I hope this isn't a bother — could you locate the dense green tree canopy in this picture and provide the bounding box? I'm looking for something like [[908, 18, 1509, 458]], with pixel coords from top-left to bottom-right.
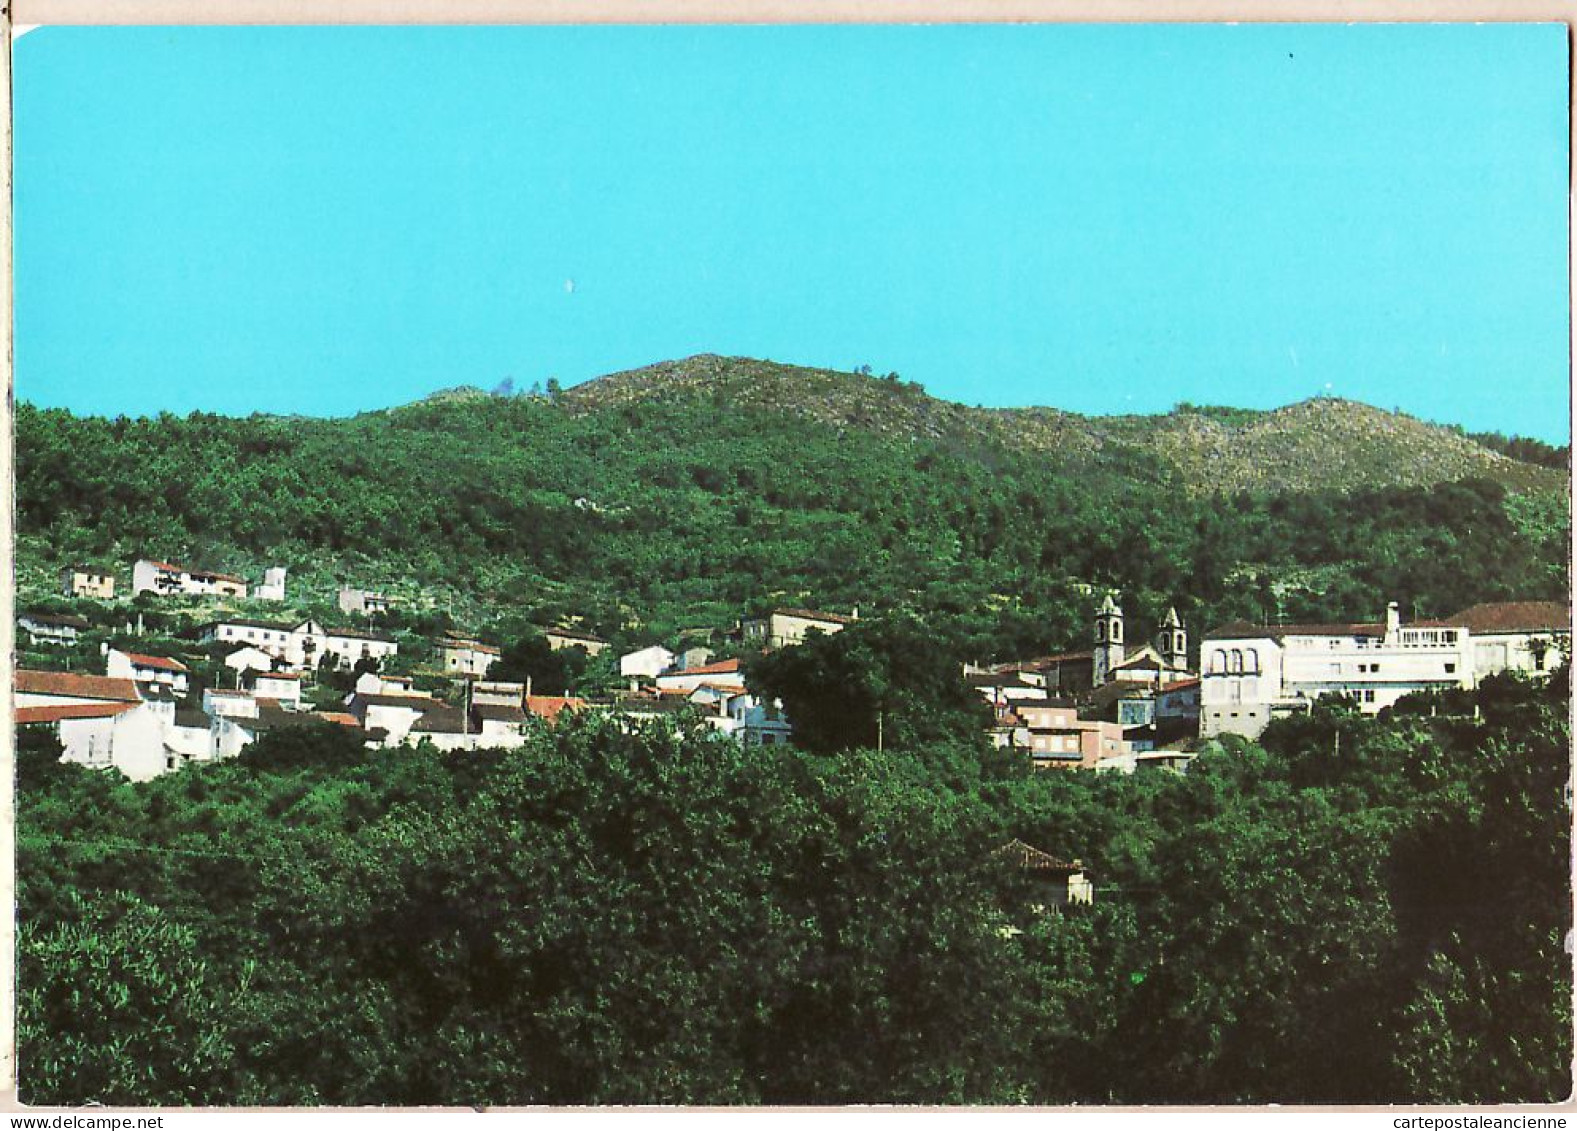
[[17, 673, 1570, 1106]]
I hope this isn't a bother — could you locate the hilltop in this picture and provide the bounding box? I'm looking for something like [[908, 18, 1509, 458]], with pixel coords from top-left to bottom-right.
[[561, 354, 1565, 497], [14, 354, 1570, 653]]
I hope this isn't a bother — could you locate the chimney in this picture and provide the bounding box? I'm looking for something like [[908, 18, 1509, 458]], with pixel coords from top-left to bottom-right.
[[1385, 601, 1401, 639], [851, 606, 859, 620]]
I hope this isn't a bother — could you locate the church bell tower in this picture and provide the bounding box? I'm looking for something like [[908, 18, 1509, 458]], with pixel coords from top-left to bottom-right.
[[1157, 605, 1188, 674], [1093, 592, 1125, 685]]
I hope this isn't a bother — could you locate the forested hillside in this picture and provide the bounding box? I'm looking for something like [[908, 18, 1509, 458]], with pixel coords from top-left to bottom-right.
[[16, 354, 1570, 653]]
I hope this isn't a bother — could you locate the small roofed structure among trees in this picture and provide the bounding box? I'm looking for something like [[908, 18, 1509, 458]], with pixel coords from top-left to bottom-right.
[[996, 839, 1094, 908]]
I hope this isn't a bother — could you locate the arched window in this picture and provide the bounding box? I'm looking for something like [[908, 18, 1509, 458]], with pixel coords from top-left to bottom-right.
[[1211, 649, 1228, 673], [1230, 649, 1244, 674], [1245, 648, 1259, 674]]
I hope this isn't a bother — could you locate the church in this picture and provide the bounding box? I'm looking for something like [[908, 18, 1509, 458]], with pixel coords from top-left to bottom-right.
[[984, 593, 1196, 695], [1092, 593, 1195, 688]]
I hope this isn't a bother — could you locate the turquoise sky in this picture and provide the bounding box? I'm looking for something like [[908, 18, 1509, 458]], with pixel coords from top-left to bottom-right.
[[14, 24, 1571, 440]]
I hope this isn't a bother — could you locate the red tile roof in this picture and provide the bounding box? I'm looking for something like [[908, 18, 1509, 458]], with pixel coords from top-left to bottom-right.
[[1445, 601, 1572, 635], [675, 657, 742, 676], [311, 711, 361, 728], [1160, 677, 1202, 693], [15, 670, 142, 702], [525, 695, 586, 723], [124, 652, 189, 673], [17, 702, 140, 724]]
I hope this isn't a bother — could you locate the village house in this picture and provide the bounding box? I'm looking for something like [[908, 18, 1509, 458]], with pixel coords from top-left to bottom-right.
[[199, 618, 398, 672], [987, 651, 1098, 697], [18, 612, 90, 647], [1157, 676, 1202, 721], [545, 628, 609, 656], [18, 699, 170, 781], [676, 684, 791, 744], [347, 690, 447, 746], [168, 705, 215, 766], [997, 839, 1095, 909], [14, 669, 171, 781], [254, 567, 288, 602], [965, 669, 1052, 706], [243, 669, 304, 708], [620, 644, 676, 686], [105, 649, 191, 695], [675, 645, 714, 671], [133, 558, 249, 599], [16, 669, 143, 711], [1200, 599, 1571, 739], [338, 586, 395, 616], [1447, 601, 1572, 679], [210, 697, 363, 760], [990, 699, 1132, 770], [223, 644, 277, 677], [61, 565, 116, 600], [440, 636, 501, 678], [740, 607, 856, 649], [654, 657, 747, 694], [525, 695, 586, 724], [471, 680, 526, 706], [355, 671, 422, 698], [718, 692, 793, 746]]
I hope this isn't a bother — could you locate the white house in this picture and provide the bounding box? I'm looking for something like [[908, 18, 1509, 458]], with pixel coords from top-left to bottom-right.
[[210, 698, 363, 760], [255, 567, 288, 602], [223, 645, 277, 677], [16, 669, 143, 711], [1446, 601, 1571, 680], [204, 688, 259, 719], [471, 680, 526, 707], [740, 608, 855, 649], [348, 691, 447, 746], [18, 700, 172, 782], [167, 706, 214, 763], [1200, 599, 1570, 739], [245, 670, 304, 707], [440, 636, 500, 678], [199, 618, 398, 672], [620, 645, 676, 684], [722, 692, 793, 746], [675, 646, 714, 671], [134, 559, 249, 599], [106, 649, 191, 694], [353, 671, 421, 698], [654, 657, 746, 694], [339, 586, 394, 616], [18, 612, 90, 646]]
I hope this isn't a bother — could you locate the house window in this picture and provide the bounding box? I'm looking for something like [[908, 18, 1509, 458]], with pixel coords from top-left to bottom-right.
[[1445, 663, 1456, 674], [1363, 690, 1376, 703], [1536, 652, 1548, 671]]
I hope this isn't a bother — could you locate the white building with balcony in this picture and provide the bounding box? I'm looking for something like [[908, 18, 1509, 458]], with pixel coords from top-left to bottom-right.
[[1200, 599, 1569, 739]]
